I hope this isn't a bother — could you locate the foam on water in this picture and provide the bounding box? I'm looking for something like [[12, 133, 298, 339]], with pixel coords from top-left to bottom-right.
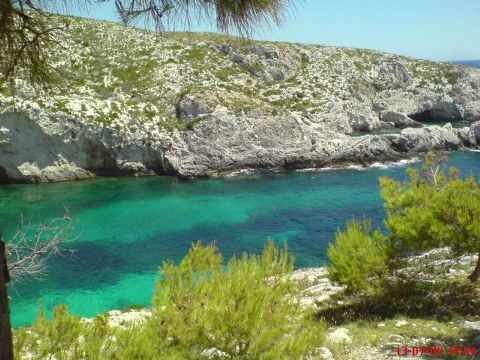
[[297, 157, 421, 173]]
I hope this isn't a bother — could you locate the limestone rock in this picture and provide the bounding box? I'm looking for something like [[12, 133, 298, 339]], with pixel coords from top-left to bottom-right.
[[391, 124, 461, 153], [376, 58, 410, 88], [175, 94, 213, 121], [216, 42, 300, 83], [430, 101, 465, 121], [379, 111, 422, 128], [463, 321, 480, 332], [250, 45, 279, 60], [305, 347, 335, 360], [317, 347, 335, 360], [327, 328, 352, 344], [458, 126, 476, 146], [453, 68, 480, 120], [409, 101, 465, 123], [107, 309, 152, 328], [1, 17, 480, 183], [472, 121, 480, 144], [293, 267, 346, 307], [0, 110, 174, 183]]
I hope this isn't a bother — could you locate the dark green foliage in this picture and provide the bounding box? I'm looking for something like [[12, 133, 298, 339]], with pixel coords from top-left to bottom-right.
[[0, 2, 62, 88], [328, 151, 480, 291], [380, 152, 480, 281], [327, 218, 389, 294]]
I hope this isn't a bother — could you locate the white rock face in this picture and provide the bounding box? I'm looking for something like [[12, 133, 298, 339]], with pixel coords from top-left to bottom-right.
[[305, 346, 335, 360], [292, 267, 346, 307], [0, 105, 476, 183], [473, 121, 480, 143], [0, 110, 174, 183], [106, 309, 152, 328], [379, 111, 422, 128], [391, 124, 462, 153]]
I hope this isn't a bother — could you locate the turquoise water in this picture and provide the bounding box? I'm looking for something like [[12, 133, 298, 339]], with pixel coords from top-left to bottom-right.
[[2, 151, 480, 327]]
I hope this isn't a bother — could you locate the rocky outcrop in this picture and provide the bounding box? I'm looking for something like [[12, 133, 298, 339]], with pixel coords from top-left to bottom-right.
[[0, 110, 175, 183], [217, 43, 300, 83], [378, 111, 422, 129], [2, 105, 478, 183], [453, 68, 480, 121], [473, 122, 480, 143], [376, 58, 411, 88], [389, 124, 463, 153], [409, 101, 465, 122]]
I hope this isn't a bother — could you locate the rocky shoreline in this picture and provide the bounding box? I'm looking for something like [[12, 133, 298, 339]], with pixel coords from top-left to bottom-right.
[[1, 107, 480, 184]]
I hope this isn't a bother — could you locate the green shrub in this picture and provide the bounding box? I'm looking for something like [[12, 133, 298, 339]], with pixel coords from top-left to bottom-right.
[[380, 152, 480, 282], [152, 240, 325, 359], [327, 218, 389, 294], [15, 303, 87, 359]]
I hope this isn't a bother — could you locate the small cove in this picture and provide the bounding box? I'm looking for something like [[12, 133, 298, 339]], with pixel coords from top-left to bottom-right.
[[2, 151, 480, 327]]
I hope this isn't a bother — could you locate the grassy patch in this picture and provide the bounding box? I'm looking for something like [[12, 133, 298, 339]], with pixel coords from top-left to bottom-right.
[[354, 61, 369, 72], [346, 317, 468, 347], [183, 47, 206, 62], [241, 60, 265, 75], [263, 88, 282, 97], [300, 53, 310, 71], [215, 67, 239, 82]]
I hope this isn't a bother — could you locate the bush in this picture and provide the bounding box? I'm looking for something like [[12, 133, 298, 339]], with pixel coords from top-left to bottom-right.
[[152, 240, 325, 359], [327, 218, 389, 294], [380, 152, 480, 282]]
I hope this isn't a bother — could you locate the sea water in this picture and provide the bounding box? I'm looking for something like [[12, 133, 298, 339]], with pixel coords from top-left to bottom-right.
[[1, 151, 479, 327]]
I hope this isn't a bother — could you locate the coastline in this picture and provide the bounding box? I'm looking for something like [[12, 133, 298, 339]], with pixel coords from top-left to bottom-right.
[[1, 115, 478, 185]]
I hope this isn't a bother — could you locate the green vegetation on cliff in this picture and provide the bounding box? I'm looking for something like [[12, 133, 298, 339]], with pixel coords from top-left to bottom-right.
[[0, 14, 466, 135]]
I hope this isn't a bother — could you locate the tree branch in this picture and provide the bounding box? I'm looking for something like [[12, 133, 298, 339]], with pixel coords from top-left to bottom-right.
[[5, 213, 76, 283]]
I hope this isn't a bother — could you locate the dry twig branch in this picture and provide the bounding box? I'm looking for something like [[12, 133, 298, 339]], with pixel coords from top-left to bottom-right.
[[5, 212, 76, 283]]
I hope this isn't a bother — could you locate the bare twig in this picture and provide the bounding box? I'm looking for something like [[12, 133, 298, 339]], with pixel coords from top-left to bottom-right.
[[5, 212, 76, 283]]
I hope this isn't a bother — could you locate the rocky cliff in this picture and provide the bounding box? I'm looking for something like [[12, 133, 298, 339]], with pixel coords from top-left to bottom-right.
[[1, 15, 480, 183]]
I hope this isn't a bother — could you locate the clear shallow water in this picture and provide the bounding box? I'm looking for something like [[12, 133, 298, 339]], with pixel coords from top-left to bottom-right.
[[2, 151, 480, 327]]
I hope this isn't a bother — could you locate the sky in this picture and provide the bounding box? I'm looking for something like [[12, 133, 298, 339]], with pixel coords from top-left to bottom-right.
[[63, 0, 480, 62]]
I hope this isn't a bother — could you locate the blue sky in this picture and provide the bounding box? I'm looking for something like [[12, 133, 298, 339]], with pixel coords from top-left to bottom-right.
[[64, 0, 480, 61]]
